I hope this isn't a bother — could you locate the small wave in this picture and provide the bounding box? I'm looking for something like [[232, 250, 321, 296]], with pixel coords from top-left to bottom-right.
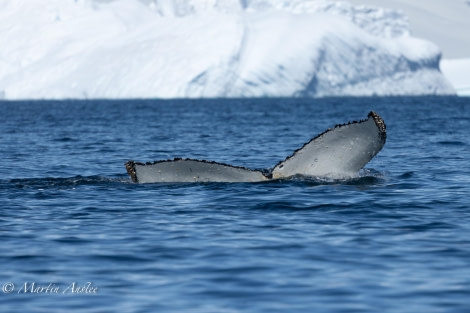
[[270, 168, 385, 186], [1, 169, 386, 189], [2, 175, 131, 189], [437, 140, 466, 146], [398, 171, 414, 179], [52, 136, 78, 142]]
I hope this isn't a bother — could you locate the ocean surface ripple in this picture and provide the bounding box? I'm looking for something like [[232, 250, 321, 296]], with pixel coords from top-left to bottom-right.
[[1, 97, 469, 313]]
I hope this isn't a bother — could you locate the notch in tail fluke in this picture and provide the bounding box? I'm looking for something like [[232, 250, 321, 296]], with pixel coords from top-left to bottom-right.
[[125, 111, 386, 183]]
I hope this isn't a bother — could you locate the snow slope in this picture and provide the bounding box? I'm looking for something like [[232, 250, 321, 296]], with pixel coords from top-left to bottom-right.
[[347, 0, 470, 59], [0, 0, 455, 99], [348, 0, 470, 96]]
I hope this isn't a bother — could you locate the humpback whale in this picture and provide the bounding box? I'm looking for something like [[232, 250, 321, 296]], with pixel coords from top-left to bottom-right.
[[125, 111, 386, 183]]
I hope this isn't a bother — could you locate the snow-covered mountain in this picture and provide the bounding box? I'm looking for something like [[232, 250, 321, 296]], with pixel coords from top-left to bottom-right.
[[0, 0, 455, 99]]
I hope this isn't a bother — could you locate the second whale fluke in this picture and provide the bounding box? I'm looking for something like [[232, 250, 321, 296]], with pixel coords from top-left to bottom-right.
[[125, 111, 386, 183]]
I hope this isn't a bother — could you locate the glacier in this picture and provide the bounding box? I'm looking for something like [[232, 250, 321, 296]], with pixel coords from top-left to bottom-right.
[[0, 0, 455, 99]]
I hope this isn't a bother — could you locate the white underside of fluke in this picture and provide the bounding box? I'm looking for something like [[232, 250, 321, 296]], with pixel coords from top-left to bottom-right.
[[130, 159, 269, 183], [125, 111, 386, 183]]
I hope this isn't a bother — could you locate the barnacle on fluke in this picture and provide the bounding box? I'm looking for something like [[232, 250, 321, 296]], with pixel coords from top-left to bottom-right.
[[125, 111, 386, 183], [125, 161, 138, 183], [368, 111, 387, 142]]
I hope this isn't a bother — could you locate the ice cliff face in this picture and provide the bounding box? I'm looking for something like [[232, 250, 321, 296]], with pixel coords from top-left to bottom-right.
[[0, 0, 455, 99]]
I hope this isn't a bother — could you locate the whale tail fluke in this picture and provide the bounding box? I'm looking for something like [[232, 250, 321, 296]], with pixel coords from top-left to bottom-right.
[[125, 111, 386, 183]]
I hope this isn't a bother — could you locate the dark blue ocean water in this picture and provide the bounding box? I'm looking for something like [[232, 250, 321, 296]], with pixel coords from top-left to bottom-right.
[[1, 97, 469, 312]]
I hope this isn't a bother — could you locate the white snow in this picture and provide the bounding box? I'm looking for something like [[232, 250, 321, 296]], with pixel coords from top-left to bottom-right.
[[441, 59, 470, 96], [346, 0, 470, 59], [0, 0, 456, 99], [348, 0, 470, 96]]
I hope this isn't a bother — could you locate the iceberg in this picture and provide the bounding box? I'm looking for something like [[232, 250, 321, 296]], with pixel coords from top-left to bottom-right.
[[441, 59, 470, 97], [0, 0, 455, 99], [346, 0, 470, 97]]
